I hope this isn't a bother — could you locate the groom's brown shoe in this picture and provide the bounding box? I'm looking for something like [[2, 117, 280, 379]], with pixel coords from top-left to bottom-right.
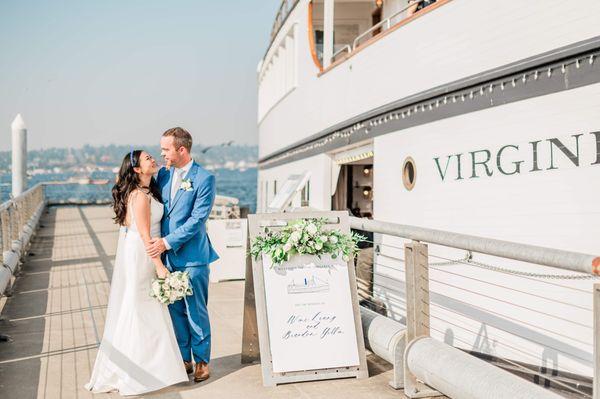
[[194, 362, 210, 382], [183, 361, 193, 375]]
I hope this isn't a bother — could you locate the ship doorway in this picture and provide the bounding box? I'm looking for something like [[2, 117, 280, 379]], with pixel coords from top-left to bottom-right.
[[332, 161, 373, 218], [332, 151, 381, 313]]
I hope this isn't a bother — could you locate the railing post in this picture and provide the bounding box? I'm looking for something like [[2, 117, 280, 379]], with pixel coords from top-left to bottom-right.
[[594, 283, 600, 399], [241, 231, 260, 364], [403, 240, 440, 398]]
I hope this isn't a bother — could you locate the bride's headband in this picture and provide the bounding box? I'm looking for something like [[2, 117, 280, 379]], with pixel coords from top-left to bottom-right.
[[129, 146, 136, 167]]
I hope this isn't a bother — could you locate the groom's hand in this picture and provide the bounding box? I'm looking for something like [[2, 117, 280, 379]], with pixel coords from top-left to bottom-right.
[[147, 238, 166, 258]]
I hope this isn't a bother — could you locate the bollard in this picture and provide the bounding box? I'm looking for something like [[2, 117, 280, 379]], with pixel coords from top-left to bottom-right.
[[11, 114, 27, 198]]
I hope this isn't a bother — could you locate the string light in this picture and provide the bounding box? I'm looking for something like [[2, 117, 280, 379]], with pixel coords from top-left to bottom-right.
[[260, 53, 595, 168]]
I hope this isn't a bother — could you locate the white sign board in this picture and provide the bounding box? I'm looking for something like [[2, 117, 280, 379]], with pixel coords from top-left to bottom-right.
[[207, 219, 248, 282], [262, 254, 360, 372], [247, 211, 367, 386]]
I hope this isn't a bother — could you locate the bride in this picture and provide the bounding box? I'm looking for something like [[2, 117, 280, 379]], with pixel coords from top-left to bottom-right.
[[85, 150, 188, 395]]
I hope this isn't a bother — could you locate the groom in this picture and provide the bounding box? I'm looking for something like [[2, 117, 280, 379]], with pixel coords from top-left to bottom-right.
[[146, 127, 219, 382]]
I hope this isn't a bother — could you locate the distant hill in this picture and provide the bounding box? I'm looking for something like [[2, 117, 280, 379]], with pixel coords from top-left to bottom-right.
[[0, 144, 258, 170]]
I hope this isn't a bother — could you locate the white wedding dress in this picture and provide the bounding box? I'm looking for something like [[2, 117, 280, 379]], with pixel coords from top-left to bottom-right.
[[85, 194, 188, 396]]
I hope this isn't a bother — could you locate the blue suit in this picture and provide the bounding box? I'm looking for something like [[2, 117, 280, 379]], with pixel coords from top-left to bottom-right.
[[157, 161, 219, 364]]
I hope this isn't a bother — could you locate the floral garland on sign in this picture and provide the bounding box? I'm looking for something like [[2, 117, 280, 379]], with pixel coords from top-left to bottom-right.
[[250, 218, 364, 266]]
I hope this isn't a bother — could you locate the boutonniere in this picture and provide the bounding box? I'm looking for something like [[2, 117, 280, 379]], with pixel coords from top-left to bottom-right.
[[180, 178, 193, 192]]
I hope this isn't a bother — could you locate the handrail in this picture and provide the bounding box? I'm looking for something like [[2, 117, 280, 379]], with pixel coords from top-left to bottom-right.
[[332, 44, 351, 61], [349, 216, 600, 275], [352, 19, 391, 50], [0, 183, 44, 212], [264, 0, 301, 61], [1, 184, 46, 297], [352, 0, 424, 51]]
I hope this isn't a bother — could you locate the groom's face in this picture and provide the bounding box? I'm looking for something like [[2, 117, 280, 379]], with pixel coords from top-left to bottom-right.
[[160, 136, 184, 169]]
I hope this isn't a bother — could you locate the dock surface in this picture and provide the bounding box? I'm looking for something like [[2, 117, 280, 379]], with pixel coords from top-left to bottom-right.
[[0, 206, 404, 399]]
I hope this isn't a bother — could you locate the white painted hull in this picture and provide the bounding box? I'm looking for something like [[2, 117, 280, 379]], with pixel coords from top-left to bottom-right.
[[257, 0, 600, 379]]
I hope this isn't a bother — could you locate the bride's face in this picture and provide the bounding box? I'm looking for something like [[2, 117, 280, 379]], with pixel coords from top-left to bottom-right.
[[135, 151, 158, 176]]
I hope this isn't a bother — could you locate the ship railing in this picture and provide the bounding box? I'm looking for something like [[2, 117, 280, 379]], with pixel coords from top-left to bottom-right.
[[352, 0, 426, 50], [0, 184, 46, 299], [332, 45, 352, 62], [352, 17, 392, 50], [349, 216, 600, 398], [269, 0, 301, 44]]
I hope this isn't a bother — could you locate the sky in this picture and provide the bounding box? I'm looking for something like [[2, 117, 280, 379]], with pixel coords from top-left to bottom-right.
[[0, 0, 280, 151]]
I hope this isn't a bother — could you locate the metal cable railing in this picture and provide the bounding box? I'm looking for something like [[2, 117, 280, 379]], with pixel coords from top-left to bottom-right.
[[0, 184, 46, 298], [349, 216, 600, 397]]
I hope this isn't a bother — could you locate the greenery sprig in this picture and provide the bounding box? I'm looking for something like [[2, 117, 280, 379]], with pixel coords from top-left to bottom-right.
[[250, 218, 364, 266]]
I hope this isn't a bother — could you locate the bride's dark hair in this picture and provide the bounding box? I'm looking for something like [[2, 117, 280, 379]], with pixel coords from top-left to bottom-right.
[[112, 150, 162, 226]]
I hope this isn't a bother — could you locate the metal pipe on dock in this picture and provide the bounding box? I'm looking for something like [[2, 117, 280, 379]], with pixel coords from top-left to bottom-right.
[[350, 216, 600, 275], [360, 307, 406, 389], [405, 337, 564, 399]]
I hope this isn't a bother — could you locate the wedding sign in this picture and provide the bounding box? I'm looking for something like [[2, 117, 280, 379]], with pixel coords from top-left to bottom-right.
[[246, 211, 368, 386], [263, 253, 360, 372]]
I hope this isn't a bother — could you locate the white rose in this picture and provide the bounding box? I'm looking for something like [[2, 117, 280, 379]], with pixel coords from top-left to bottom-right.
[[151, 281, 162, 297], [306, 223, 317, 235], [283, 242, 292, 252], [169, 291, 179, 303], [172, 280, 182, 290], [329, 235, 338, 244], [290, 231, 302, 243]]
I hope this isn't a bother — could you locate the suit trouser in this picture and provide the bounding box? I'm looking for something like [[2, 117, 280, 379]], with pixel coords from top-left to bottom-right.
[[168, 265, 211, 364]]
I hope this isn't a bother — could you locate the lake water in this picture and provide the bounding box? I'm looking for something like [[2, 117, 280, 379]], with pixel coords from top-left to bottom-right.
[[0, 168, 257, 213]]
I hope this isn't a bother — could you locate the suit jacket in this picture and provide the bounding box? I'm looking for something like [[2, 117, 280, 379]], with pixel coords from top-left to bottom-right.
[[157, 161, 219, 268]]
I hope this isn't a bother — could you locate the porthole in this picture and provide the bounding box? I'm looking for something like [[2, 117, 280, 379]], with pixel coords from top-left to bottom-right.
[[402, 157, 416, 191]]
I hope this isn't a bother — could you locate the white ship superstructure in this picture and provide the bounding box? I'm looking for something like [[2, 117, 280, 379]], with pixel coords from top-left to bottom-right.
[[256, 0, 600, 383]]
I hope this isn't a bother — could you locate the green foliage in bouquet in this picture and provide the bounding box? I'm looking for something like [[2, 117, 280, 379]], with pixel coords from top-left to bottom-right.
[[250, 218, 365, 266]]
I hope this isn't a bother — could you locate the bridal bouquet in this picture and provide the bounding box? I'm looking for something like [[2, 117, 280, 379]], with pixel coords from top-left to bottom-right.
[[250, 218, 364, 266], [150, 271, 193, 304]]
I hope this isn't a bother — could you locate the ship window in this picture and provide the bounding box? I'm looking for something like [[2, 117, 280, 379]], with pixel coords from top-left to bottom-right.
[[301, 180, 310, 207], [402, 157, 416, 191]]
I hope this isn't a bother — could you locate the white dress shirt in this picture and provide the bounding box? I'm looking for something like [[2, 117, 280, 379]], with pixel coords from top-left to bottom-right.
[[170, 159, 194, 201], [163, 159, 194, 250]]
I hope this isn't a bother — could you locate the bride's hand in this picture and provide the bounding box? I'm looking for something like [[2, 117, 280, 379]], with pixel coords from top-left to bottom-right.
[[156, 266, 169, 279]]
